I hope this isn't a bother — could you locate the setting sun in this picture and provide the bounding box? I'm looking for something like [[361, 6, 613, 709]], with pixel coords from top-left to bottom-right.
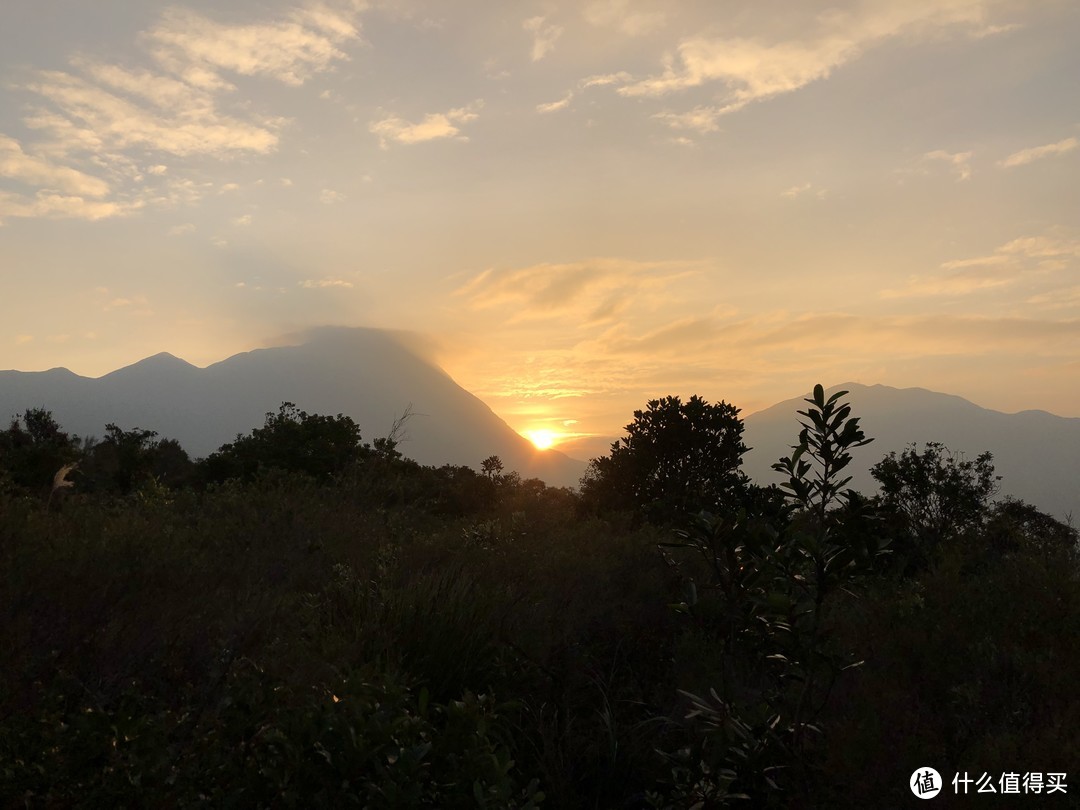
[[525, 429, 558, 450]]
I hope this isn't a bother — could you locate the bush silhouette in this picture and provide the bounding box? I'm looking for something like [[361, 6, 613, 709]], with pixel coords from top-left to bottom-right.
[[202, 402, 366, 483]]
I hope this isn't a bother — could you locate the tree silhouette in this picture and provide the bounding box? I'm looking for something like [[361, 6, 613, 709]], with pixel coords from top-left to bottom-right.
[[581, 395, 749, 522], [481, 455, 504, 480]]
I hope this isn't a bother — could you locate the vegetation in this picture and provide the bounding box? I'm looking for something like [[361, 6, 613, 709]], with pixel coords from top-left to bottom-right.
[[1, 389, 1077, 808], [579, 395, 751, 523]]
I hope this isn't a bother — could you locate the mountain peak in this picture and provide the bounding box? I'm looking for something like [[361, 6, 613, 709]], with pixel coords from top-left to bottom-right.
[[97, 351, 199, 382], [144, 351, 193, 366]]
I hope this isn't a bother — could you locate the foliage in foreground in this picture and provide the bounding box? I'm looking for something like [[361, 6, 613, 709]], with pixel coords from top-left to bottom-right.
[[1, 391, 1078, 808]]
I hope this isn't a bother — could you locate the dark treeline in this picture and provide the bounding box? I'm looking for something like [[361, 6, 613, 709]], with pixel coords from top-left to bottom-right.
[[1, 388, 1077, 807]]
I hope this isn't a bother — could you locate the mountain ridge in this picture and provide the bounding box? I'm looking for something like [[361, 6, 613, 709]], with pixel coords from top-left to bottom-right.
[[0, 328, 585, 487], [742, 382, 1079, 520]]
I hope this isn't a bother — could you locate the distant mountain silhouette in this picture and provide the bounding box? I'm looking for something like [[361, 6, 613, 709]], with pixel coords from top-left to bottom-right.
[[743, 383, 1080, 521], [0, 328, 586, 487]]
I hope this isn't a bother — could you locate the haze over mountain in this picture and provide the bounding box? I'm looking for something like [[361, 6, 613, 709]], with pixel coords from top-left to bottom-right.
[[743, 384, 1080, 521], [0, 327, 586, 487]]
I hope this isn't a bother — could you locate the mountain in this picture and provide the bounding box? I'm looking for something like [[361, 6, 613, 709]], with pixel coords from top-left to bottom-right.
[[743, 383, 1080, 521], [0, 328, 586, 487]]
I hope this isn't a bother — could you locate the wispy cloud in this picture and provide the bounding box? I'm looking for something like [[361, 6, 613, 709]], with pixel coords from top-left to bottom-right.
[[998, 137, 1078, 168], [146, 5, 360, 89], [0, 135, 110, 197], [616, 1, 999, 117], [26, 68, 282, 161], [523, 16, 563, 62], [319, 188, 346, 204], [583, 0, 665, 37], [0, 189, 127, 224], [104, 294, 150, 312], [1027, 286, 1080, 309], [537, 92, 573, 114], [369, 101, 483, 148], [299, 278, 354, 289], [580, 71, 632, 88], [882, 231, 1080, 298], [880, 269, 1014, 299], [652, 106, 723, 134], [599, 310, 1080, 357], [998, 234, 1080, 260], [457, 257, 704, 324], [923, 149, 973, 180], [780, 182, 827, 200]]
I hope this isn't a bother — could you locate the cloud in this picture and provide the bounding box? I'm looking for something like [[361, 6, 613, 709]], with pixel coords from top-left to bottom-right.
[[882, 231, 1080, 298], [583, 0, 665, 36], [523, 16, 563, 61], [232, 214, 252, 226], [580, 71, 633, 88], [319, 188, 346, 204], [880, 270, 1014, 299], [536, 92, 573, 114], [1027, 286, 1080, 309], [998, 234, 1080, 260], [104, 295, 150, 311], [3, 2, 363, 222], [0, 135, 110, 197], [369, 101, 482, 148], [168, 222, 196, 236], [781, 182, 812, 199], [299, 278, 354, 289], [616, 1, 998, 115], [939, 254, 1010, 271], [146, 5, 361, 89], [652, 106, 723, 134], [27, 67, 282, 159], [597, 314, 729, 355], [610, 311, 1080, 357], [998, 137, 1078, 168], [922, 149, 973, 180], [457, 257, 704, 323], [0, 189, 127, 223]]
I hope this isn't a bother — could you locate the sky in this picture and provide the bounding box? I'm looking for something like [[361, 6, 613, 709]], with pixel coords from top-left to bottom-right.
[[1, 0, 1078, 460]]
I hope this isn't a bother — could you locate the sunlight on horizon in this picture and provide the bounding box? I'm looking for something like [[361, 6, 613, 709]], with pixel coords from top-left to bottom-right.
[[524, 429, 559, 451]]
